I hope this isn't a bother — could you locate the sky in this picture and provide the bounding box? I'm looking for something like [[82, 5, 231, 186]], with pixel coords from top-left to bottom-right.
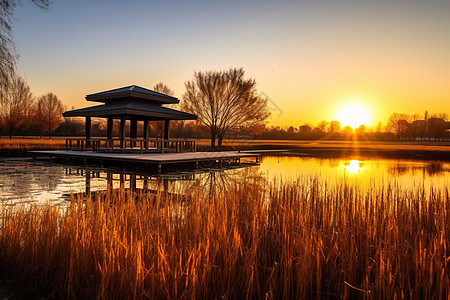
[[12, 0, 450, 128]]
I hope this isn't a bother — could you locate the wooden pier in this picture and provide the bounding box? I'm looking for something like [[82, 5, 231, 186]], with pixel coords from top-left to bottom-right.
[[30, 150, 260, 172]]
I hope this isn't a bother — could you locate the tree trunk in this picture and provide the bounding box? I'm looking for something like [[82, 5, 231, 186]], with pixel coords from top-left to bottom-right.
[[210, 127, 217, 148], [218, 135, 223, 147], [211, 134, 216, 148]]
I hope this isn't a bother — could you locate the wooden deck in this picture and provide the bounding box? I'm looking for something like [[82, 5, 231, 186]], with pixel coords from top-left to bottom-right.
[[30, 150, 260, 167]]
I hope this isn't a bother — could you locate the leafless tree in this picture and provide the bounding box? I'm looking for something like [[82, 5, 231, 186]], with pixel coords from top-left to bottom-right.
[[35, 93, 64, 137], [314, 120, 328, 133], [329, 120, 341, 133], [182, 68, 270, 147], [387, 113, 410, 140], [0, 0, 49, 96], [153, 82, 174, 96], [153, 82, 185, 137], [0, 76, 34, 138]]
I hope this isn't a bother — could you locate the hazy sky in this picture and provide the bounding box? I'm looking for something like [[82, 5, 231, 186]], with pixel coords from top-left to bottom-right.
[[13, 0, 450, 127]]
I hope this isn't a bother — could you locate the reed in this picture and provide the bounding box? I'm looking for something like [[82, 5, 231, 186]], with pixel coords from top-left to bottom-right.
[[0, 138, 66, 156], [0, 177, 449, 299]]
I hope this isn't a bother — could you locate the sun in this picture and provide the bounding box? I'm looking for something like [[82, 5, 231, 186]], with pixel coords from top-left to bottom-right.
[[336, 103, 371, 128]]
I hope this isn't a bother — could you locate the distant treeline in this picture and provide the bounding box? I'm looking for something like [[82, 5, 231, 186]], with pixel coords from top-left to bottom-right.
[[2, 114, 449, 142], [1, 76, 448, 141]]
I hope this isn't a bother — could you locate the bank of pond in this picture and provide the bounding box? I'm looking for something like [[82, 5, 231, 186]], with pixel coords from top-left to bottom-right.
[[0, 155, 449, 298]]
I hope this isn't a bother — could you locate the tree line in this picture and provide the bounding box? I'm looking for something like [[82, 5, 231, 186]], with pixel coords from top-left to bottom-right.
[[0, 68, 270, 147], [1, 2, 449, 145], [386, 112, 449, 141], [0, 76, 65, 138], [1, 71, 449, 144], [259, 112, 449, 141]]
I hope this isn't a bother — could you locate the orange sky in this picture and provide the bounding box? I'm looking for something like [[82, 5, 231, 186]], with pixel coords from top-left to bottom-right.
[[13, 1, 450, 129]]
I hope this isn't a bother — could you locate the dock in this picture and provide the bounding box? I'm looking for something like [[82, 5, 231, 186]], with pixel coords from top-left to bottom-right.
[[30, 150, 260, 172]]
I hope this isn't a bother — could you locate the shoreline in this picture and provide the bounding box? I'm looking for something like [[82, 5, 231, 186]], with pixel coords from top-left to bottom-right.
[[0, 138, 449, 161]]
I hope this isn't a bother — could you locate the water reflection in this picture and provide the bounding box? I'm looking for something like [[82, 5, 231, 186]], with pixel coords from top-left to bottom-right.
[[344, 160, 363, 174], [0, 156, 449, 205], [259, 156, 449, 191], [387, 161, 446, 176]]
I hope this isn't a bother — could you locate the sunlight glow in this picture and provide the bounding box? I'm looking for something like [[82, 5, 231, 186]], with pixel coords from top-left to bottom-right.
[[336, 104, 371, 129], [344, 160, 362, 173]]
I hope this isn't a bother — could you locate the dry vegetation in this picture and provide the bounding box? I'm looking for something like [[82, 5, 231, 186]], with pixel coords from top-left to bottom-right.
[[0, 175, 449, 299], [0, 138, 66, 156]]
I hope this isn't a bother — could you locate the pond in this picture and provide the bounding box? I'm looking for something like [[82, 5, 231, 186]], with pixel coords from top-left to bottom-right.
[[0, 155, 449, 206]]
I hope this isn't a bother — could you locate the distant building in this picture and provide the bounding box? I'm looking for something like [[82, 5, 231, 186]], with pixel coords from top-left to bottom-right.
[[299, 125, 312, 134]]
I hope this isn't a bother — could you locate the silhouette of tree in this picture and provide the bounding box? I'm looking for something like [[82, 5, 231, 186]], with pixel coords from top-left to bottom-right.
[[341, 125, 354, 136], [387, 113, 410, 140], [153, 82, 187, 137], [182, 68, 270, 147], [35, 93, 64, 137], [356, 124, 366, 134], [0, 0, 49, 96], [153, 82, 174, 96], [329, 120, 341, 133], [0, 76, 34, 138], [314, 120, 328, 133]]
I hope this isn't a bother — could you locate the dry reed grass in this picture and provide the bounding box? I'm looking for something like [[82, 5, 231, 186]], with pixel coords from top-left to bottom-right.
[[0, 138, 66, 156], [0, 177, 449, 299]]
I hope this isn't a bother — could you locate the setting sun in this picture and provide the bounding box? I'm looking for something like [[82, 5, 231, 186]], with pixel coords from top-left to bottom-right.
[[336, 104, 371, 128]]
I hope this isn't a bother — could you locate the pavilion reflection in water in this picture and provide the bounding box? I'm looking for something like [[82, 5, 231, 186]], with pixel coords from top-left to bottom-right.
[[63, 163, 264, 201]]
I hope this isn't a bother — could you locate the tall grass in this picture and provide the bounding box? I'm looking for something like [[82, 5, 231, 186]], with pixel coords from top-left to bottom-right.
[[0, 138, 66, 156], [0, 177, 449, 299]]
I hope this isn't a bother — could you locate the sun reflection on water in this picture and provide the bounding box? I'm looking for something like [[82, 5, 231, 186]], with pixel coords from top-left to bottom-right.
[[344, 160, 362, 174]]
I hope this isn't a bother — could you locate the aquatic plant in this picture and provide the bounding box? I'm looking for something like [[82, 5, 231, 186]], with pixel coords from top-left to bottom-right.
[[0, 177, 449, 298]]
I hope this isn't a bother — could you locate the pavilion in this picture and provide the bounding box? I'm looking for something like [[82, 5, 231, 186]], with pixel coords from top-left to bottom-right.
[[63, 85, 197, 153]]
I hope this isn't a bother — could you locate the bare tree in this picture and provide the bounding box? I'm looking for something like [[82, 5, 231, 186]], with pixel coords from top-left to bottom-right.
[[329, 120, 341, 133], [0, 76, 34, 138], [35, 93, 64, 137], [387, 113, 410, 140], [153, 82, 185, 137], [182, 68, 270, 147], [314, 120, 328, 133], [153, 82, 174, 96], [0, 1, 49, 96]]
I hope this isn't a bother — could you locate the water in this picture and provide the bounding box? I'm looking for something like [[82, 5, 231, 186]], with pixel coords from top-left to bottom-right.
[[0, 156, 449, 206]]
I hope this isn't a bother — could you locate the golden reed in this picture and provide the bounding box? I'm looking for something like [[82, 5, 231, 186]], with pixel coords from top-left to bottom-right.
[[0, 177, 449, 299]]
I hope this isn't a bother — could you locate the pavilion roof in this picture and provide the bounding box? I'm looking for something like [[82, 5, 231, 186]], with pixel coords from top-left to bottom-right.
[[63, 101, 197, 120], [63, 85, 197, 121], [86, 85, 179, 104]]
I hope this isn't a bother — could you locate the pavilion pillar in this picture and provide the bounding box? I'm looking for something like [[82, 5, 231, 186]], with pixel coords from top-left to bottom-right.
[[164, 120, 170, 139], [163, 120, 170, 153], [143, 119, 149, 150], [107, 117, 113, 149], [119, 117, 126, 149], [85, 117, 91, 148], [130, 119, 137, 148]]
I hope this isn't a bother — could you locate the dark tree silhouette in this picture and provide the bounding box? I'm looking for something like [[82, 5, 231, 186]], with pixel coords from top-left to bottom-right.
[[0, 0, 49, 96], [182, 68, 270, 147], [153, 82, 174, 96], [329, 120, 341, 133], [35, 93, 64, 137], [387, 113, 410, 140], [0, 76, 34, 138]]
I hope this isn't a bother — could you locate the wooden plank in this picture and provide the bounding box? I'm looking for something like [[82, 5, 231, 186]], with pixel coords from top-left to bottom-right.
[[30, 150, 260, 165]]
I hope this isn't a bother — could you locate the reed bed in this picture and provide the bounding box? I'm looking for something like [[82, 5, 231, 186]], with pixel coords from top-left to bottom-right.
[[0, 138, 66, 156], [0, 177, 449, 299]]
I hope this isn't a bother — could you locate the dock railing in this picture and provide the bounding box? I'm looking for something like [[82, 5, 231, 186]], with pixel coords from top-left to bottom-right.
[[65, 138, 196, 153]]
